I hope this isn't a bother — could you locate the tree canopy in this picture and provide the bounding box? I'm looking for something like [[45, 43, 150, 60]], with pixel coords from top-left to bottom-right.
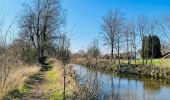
[[141, 35, 162, 58]]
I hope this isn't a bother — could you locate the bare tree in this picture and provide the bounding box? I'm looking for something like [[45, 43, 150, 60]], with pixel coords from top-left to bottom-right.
[[115, 21, 123, 66], [137, 15, 148, 65], [148, 19, 156, 65], [87, 39, 100, 66], [129, 20, 137, 65], [101, 9, 123, 64], [19, 0, 65, 64], [57, 33, 70, 100], [0, 13, 16, 90], [124, 22, 130, 64], [159, 15, 170, 52], [161, 41, 170, 54]]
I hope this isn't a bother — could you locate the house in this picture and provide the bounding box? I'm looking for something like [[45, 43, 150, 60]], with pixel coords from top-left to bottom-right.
[[161, 52, 170, 59], [119, 52, 141, 60]]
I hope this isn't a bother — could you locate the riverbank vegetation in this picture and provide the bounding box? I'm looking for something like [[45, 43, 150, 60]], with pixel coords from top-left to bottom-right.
[[0, 64, 40, 99], [72, 58, 170, 80], [0, 0, 76, 99], [3, 59, 77, 100], [71, 8, 170, 80], [1, 0, 170, 99]]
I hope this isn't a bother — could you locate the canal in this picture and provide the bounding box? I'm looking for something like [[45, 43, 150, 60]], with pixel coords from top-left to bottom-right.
[[72, 64, 170, 100]]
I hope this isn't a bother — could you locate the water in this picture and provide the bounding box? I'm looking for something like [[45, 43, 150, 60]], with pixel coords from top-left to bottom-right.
[[72, 64, 170, 100]]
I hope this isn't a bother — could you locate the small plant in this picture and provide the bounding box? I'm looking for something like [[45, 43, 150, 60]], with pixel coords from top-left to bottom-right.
[[4, 89, 24, 100]]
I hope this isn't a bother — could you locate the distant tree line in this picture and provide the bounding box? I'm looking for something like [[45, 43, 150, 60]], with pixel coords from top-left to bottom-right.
[[98, 9, 170, 66]]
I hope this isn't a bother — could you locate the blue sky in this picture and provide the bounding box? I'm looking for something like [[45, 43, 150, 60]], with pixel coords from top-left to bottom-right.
[[62, 0, 170, 53], [1, 0, 170, 53]]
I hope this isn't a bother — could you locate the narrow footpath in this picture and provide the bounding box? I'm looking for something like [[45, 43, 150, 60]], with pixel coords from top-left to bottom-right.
[[22, 61, 76, 100], [4, 60, 77, 100]]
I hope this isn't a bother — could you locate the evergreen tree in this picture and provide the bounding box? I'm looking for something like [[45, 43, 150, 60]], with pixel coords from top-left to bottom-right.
[[141, 35, 162, 58]]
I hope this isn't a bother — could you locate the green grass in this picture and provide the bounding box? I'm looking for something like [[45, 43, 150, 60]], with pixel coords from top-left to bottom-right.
[[47, 68, 58, 82], [48, 91, 63, 100], [99, 58, 170, 67], [128, 59, 170, 67], [46, 62, 77, 100], [45, 63, 63, 100], [4, 60, 75, 100]]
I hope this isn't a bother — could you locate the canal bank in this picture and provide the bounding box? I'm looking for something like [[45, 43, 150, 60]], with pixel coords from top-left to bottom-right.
[[72, 64, 170, 100], [72, 59, 170, 80]]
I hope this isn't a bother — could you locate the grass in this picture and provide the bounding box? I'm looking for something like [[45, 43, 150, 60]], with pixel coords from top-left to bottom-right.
[[46, 64, 63, 100], [121, 59, 170, 67], [97, 58, 170, 67], [74, 58, 170, 68], [3, 66, 40, 99], [45, 61, 65, 100], [45, 61, 77, 100], [6, 89, 24, 99], [2, 59, 77, 99], [4, 74, 40, 99]]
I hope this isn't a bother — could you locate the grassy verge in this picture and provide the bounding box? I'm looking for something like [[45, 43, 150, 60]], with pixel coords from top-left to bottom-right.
[[45, 61, 77, 100], [72, 58, 170, 79], [129, 59, 170, 67], [73, 58, 170, 68], [3, 59, 77, 100], [46, 64, 63, 100], [2, 65, 40, 100], [4, 73, 41, 99]]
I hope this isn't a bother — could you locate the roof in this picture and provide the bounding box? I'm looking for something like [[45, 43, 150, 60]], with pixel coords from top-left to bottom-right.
[[161, 52, 170, 59]]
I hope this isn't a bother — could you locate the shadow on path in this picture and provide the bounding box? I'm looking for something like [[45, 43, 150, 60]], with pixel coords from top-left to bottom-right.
[[4, 71, 46, 100]]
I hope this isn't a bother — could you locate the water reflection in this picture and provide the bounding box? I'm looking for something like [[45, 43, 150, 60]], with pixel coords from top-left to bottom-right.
[[73, 64, 170, 100]]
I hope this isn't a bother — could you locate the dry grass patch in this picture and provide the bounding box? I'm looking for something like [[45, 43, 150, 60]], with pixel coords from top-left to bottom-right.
[[0, 62, 40, 99], [1, 60, 77, 99]]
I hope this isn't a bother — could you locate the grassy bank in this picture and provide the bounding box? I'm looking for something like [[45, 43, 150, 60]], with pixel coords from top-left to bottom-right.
[[122, 59, 170, 67], [72, 58, 170, 80], [1, 64, 40, 99], [73, 58, 170, 68], [3, 59, 77, 100], [45, 61, 77, 99]]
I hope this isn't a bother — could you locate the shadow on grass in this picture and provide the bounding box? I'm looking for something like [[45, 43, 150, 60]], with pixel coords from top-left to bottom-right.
[[4, 60, 55, 99], [40, 62, 53, 71], [4, 73, 44, 100]]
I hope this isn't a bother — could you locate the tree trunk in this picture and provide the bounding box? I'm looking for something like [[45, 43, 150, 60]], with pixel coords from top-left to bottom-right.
[[95, 56, 98, 66], [111, 44, 113, 62], [142, 39, 145, 65], [135, 47, 137, 65], [127, 39, 130, 64], [63, 63, 66, 100], [111, 44, 116, 64], [38, 47, 46, 64], [118, 39, 120, 66]]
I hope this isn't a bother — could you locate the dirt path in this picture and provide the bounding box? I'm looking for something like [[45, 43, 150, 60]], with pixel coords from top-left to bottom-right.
[[21, 61, 77, 100], [23, 72, 47, 100]]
